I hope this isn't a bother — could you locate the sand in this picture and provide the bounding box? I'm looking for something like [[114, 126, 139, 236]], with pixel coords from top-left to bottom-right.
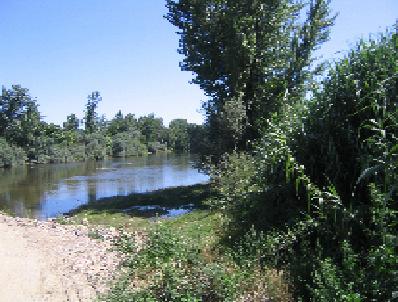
[[0, 214, 123, 302]]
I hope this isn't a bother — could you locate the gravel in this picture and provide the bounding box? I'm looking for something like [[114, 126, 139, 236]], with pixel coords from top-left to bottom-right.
[[0, 213, 130, 302]]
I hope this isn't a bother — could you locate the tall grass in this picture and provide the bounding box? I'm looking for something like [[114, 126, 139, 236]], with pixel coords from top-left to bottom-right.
[[211, 30, 398, 301]]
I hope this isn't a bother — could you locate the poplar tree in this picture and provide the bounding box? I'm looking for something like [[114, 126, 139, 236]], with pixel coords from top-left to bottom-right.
[[84, 91, 101, 134], [166, 0, 335, 159]]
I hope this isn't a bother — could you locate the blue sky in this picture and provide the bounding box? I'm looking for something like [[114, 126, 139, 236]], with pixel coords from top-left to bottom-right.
[[0, 0, 396, 126]]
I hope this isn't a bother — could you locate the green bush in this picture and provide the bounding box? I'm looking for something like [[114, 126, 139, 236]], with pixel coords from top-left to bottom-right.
[[112, 131, 147, 157], [67, 143, 86, 162], [311, 257, 361, 302], [84, 132, 111, 160], [147, 141, 167, 153], [211, 31, 398, 300], [0, 138, 26, 167], [106, 224, 249, 302]]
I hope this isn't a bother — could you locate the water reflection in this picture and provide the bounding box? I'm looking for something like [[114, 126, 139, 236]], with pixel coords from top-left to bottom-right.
[[123, 204, 195, 218], [0, 154, 208, 219]]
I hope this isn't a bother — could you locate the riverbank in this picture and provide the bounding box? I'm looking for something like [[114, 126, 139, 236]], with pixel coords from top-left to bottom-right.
[[0, 184, 213, 301], [64, 185, 289, 301], [1, 184, 290, 301], [0, 213, 130, 302]]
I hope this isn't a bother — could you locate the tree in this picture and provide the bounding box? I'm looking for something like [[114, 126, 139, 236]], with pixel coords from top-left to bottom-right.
[[0, 85, 41, 144], [187, 123, 209, 155], [107, 110, 127, 135], [124, 113, 138, 130], [138, 113, 164, 144], [112, 131, 146, 157], [42, 123, 63, 143], [63, 113, 80, 131], [169, 119, 189, 152], [0, 138, 26, 167], [211, 30, 398, 300], [0, 87, 43, 161], [166, 0, 335, 159], [84, 91, 102, 134], [84, 132, 110, 160]]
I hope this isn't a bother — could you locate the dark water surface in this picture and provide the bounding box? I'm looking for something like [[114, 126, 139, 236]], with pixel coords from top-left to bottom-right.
[[0, 154, 208, 219]]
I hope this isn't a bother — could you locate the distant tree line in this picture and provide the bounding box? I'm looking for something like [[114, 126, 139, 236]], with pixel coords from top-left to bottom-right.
[[0, 87, 206, 167]]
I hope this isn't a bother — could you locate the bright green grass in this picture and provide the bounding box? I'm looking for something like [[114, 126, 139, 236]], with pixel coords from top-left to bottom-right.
[[159, 210, 221, 246]]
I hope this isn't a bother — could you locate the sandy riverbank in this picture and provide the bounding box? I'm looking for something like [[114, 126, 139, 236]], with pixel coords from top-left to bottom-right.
[[0, 213, 124, 302]]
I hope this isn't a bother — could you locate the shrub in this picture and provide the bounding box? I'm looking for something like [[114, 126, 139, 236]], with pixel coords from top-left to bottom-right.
[[211, 31, 398, 300], [106, 224, 251, 302], [0, 138, 26, 167], [112, 131, 147, 157], [84, 132, 111, 160], [147, 141, 167, 153]]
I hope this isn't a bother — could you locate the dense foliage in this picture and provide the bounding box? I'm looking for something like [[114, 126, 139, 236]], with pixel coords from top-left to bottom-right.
[[0, 88, 204, 166], [209, 32, 398, 300], [108, 223, 245, 302], [166, 0, 335, 161], [104, 211, 291, 302], [165, 0, 397, 300], [0, 138, 26, 168], [3, 1, 396, 300]]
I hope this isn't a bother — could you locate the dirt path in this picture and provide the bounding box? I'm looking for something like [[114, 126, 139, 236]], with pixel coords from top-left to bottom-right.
[[0, 214, 123, 302]]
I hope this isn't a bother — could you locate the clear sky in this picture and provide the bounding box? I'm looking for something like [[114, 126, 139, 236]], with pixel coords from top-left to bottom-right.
[[0, 0, 396, 126]]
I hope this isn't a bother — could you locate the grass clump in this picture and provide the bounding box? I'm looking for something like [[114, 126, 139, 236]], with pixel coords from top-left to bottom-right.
[[102, 211, 292, 302]]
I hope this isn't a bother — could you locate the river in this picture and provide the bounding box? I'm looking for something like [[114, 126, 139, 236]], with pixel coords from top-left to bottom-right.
[[0, 154, 208, 219]]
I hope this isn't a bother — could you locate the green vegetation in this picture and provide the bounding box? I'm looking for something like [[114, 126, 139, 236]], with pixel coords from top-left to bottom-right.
[[166, 0, 335, 162], [59, 183, 212, 232], [96, 2, 397, 301], [3, 0, 397, 301], [0, 137, 26, 167], [105, 215, 240, 302], [125, 1, 395, 300], [62, 184, 211, 229], [210, 31, 398, 300], [58, 184, 288, 301], [0, 89, 205, 166]]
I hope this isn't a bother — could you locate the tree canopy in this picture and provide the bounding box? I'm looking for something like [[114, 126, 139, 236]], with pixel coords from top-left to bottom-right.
[[166, 0, 335, 159], [0, 87, 204, 166]]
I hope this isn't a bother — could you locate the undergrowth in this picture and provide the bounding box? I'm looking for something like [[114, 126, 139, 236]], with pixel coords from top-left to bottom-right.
[[101, 211, 292, 302]]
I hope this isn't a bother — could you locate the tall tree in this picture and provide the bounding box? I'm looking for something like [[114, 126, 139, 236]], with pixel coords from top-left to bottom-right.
[[0, 85, 42, 148], [84, 91, 101, 134], [138, 113, 164, 144], [169, 118, 189, 152], [166, 0, 335, 159], [107, 110, 126, 135], [63, 113, 80, 131]]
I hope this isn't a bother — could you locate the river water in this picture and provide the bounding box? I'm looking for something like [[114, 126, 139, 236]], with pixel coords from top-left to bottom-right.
[[0, 154, 208, 219]]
